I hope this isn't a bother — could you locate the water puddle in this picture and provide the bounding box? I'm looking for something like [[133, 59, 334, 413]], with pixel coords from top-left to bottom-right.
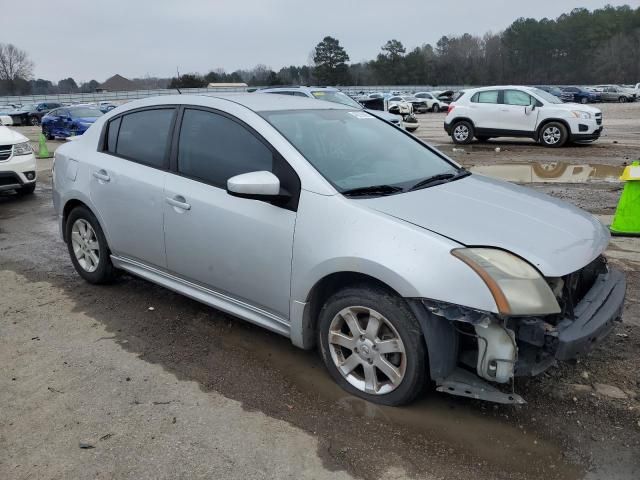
[[470, 162, 623, 184]]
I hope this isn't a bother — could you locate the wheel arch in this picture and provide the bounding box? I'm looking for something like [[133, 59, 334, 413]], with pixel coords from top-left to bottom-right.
[[293, 271, 406, 350], [449, 116, 476, 129], [61, 196, 111, 248]]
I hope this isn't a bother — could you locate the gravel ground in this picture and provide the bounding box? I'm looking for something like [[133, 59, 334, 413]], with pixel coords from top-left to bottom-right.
[[1, 103, 639, 480]]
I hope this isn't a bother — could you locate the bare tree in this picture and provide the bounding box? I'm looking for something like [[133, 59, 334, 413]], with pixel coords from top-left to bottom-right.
[[0, 43, 34, 82]]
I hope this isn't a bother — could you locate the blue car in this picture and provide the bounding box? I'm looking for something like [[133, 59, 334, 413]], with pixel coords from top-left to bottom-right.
[[560, 87, 601, 104], [41, 106, 103, 139]]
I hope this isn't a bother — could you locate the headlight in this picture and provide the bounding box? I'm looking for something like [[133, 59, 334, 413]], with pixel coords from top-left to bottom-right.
[[13, 141, 33, 156], [571, 110, 592, 119], [451, 248, 560, 316]]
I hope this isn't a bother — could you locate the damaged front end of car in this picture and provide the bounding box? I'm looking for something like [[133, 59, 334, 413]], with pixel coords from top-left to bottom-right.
[[408, 253, 626, 405]]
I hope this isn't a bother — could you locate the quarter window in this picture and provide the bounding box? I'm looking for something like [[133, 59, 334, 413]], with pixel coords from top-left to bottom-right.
[[115, 109, 174, 168], [105, 117, 121, 154], [503, 90, 533, 106], [472, 91, 499, 104], [177, 109, 273, 188]]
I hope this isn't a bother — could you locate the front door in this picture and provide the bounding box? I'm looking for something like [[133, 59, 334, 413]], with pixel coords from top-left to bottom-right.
[[495, 89, 539, 133], [88, 107, 176, 269], [163, 108, 298, 319]]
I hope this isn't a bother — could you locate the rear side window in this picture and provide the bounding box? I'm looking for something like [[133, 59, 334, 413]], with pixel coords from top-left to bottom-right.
[[115, 109, 174, 168], [503, 90, 533, 106], [177, 108, 273, 188], [471, 91, 499, 104], [105, 117, 121, 154]]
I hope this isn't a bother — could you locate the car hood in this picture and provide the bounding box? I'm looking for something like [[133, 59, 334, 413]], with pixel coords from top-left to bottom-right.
[[553, 102, 601, 114], [359, 174, 608, 277], [0, 125, 28, 144]]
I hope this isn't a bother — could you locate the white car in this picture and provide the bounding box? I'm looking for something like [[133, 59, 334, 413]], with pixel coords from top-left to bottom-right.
[[444, 86, 603, 147], [0, 126, 37, 194], [414, 92, 447, 112], [0, 114, 13, 126]]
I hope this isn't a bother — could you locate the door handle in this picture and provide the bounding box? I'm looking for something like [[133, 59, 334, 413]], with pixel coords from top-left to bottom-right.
[[166, 195, 191, 211], [93, 170, 110, 182]]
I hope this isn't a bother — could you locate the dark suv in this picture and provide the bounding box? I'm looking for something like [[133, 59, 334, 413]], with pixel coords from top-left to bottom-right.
[[9, 102, 62, 126]]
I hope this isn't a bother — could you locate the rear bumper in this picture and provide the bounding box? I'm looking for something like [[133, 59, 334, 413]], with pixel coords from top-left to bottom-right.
[[443, 121, 452, 134]]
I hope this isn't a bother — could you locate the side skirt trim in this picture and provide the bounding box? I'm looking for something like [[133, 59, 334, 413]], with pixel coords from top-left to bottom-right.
[[111, 255, 291, 337]]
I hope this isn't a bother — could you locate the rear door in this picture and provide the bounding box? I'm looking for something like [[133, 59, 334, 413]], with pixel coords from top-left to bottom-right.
[[163, 107, 299, 319], [88, 107, 176, 268], [468, 90, 502, 130], [495, 89, 539, 133]]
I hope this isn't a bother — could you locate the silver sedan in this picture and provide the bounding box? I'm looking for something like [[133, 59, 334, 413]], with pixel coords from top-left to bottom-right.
[[52, 94, 625, 405]]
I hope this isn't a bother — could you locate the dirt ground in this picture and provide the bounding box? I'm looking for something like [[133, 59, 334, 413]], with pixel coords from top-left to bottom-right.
[[1, 102, 639, 480]]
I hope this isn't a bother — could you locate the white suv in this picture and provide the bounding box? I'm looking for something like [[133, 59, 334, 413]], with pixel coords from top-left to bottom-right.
[[444, 86, 603, 147], [0, 125, 37, 195]]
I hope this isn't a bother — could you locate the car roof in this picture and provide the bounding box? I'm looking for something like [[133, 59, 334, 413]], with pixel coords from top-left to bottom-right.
[[110, 93, 353, 113], [258, 86, 339, 94]]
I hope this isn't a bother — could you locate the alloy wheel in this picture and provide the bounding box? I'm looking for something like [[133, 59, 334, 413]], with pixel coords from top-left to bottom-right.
[[453, 124, 469, 142], [542, 126, 561, 145], [71, 219, 100, 273], [30, 117, 39, 126], [327, 306, 407, 395]]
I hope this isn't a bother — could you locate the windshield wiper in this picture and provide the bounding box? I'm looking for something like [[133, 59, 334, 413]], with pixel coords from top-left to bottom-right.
[[409, 169, 471, 191], [341, 184, 403, 197]]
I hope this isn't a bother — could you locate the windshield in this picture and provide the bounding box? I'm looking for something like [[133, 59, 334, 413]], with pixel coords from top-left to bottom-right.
[[261, 109, 458, 193], [70, 108, 103, 118], [311, 90, 363, 109], [19, 104, 36, 111], [530, 88, 563, 104]]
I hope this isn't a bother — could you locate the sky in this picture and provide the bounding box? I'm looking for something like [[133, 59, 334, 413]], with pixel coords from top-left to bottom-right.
[[2, 0, 639, 83]]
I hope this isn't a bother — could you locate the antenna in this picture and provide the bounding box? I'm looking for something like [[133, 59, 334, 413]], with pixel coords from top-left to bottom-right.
[[175, 67, 182, 94]]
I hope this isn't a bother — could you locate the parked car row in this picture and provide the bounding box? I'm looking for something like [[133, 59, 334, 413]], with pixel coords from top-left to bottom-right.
[[534, 84, 637, 103]]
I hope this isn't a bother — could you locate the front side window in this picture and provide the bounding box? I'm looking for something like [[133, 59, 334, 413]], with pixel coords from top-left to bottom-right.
[[177, 109, 273, 188], [115, 108, 174, 168], [261, 109, 458, 192], [472, 91, 499, 104], [503, 90, 533, 106]]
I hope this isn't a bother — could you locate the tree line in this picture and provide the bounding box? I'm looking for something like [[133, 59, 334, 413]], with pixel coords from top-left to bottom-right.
[[1, 4, 638, 96]]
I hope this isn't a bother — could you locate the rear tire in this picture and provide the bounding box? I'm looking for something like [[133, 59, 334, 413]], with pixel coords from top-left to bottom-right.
[[29, 116, 40, 126], [539, 122, 568, 148], [431, 103, 440, 113], [619, 96, 627, 103], [318, 285, 428, 406], [65, 206, 119, 284], [580, 97, 588, 104], [451, 120, 474, 144]]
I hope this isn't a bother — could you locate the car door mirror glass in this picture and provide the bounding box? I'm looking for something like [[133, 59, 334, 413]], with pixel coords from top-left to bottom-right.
[[227, 170, 284, 200]]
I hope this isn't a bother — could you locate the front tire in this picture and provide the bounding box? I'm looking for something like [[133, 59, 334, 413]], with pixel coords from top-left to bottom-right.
[[29, 116, 40, 126], [431, 103, 440, 113], [539, 122, 568, 148], [65, 206, 118, 284], [318, 286, 428, 406], [580, 97, 588, 104], [619, 96, 627, 103], [451, 120, 474, 144]]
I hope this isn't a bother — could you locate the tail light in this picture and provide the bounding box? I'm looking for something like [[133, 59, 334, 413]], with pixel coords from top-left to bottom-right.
[[447, 104, 455, 114]]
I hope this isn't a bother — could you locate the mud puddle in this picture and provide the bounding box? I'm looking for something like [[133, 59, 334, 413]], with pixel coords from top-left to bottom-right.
[[469, 162, 623, 184]]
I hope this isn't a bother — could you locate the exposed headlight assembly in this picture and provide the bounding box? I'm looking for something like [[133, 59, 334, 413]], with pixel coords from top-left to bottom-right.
[[571, 110, 592, 119], [451, 248, 560, 316], [13, 141, 33, 156]]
